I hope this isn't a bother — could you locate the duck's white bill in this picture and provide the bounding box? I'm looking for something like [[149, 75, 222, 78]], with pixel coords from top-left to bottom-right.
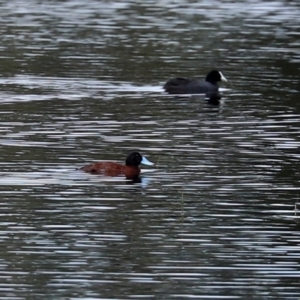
[[219, 71, 227, 82]]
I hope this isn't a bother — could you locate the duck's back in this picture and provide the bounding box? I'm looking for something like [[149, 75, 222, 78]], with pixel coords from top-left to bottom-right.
[[164, 77, 218, 94], [81, 162, 119, 175], [80, 162, 140, 178]]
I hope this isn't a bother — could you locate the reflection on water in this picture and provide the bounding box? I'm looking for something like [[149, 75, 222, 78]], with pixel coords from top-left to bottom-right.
[[0, 0, 300, 299]]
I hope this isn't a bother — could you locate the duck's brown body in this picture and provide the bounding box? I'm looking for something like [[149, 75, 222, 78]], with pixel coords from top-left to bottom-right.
[[80, 151, 153, 179], [80, 162, 141, 179]]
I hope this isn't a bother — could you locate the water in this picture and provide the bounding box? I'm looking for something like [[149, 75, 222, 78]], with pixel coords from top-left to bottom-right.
[[0, 0, 300, 299]]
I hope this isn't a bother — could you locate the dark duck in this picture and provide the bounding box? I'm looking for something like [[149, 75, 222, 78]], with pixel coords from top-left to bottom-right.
[[80, 151, 154, 179], [163, 70, 227, 95]]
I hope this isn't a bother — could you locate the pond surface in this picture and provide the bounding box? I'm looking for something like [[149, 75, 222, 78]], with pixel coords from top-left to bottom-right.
[[0, 0, 300, 299]]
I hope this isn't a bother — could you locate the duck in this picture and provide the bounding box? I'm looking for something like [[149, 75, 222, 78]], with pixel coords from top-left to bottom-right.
[[163, 70, 227, 95], [80, 151, 154, 179]]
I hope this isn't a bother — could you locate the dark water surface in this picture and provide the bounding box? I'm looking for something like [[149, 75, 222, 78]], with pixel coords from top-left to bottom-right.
[[0, 0, 300, 299]]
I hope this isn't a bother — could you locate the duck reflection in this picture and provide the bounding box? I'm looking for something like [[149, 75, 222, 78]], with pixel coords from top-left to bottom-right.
[[206, 92, 222, 105], [126, 176, 151, 188]]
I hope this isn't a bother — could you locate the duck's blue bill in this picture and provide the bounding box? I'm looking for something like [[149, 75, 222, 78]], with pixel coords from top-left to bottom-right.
[[141, 156, 154, 166]]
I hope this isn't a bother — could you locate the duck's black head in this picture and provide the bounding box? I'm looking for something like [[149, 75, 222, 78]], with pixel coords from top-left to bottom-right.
[[126, 152, 154, 167], [205, 70, 227, 84]]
